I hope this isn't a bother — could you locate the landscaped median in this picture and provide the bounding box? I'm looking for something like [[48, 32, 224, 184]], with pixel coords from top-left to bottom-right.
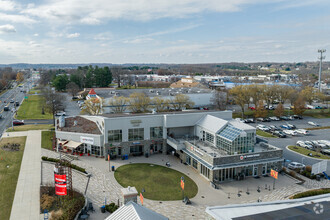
[[287, 145, 330, 160], [16, 95, 52, 120], [0, 136, 27, 220], [290, 188, 330, 199], [6, 124, 54, 132], [114, 163, 198, 201], [305, 126, 330, 131], [256, 130, 277, 138]]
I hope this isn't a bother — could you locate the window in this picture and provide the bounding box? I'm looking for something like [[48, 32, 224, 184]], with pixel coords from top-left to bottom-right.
[[130, 145, 142, 153], [192, 159, 198, 169], [108, 130, 122, 143], [205, 132, 214, 144], [91, 145, 100, 156], [129, 128, 144, 141], [150, 127, 163, 139]]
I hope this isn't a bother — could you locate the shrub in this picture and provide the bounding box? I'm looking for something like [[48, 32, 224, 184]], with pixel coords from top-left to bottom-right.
[[291, 188, 330, 199], [50, 209, 63, 220], [306, 165, 312, 173], [41, 156, 87, 174], [40, 194, 55, 211], [105, 202, 119, 213], [289, 170, 296, 178]]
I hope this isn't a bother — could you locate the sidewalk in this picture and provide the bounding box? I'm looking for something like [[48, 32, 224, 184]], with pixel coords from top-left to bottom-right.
[[7, 130, 41, 220]]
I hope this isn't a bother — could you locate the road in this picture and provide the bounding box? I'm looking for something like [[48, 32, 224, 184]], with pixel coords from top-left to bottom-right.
[[253, 117, 330, 173], [0, 81, 32, 135]]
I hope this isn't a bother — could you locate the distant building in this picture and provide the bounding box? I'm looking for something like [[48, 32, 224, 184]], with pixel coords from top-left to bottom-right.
[[170, 77, 200, 88]]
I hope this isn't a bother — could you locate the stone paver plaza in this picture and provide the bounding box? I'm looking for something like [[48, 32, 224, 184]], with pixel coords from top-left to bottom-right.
[[4, 130, 330, 220]]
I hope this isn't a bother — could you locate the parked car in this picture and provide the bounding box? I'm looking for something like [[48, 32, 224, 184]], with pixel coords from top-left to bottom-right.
[[296, 141, 305, 147], [235, 118, 245, 123], [10, 99, 14, 103], [13, 120, 24, 126], [287, 116, 295, 120], [272, 130, 286, 138], [314, 106, 322, 109], [4, 106, 9, 111], [288, 162, 305, 170], [72, 96, 79, 100], [321, 149, 330, 155], [287, 124, 296, 129], [268, 106, 275, 110], [293, 115, 303, 119], [306, 105, 315, 109], [318, 140, 330, 148], [280, 124, 291, 129], [256, 118, 265, 122], [280, 116, 290, 120], [55, 111, 66, 116], [248, 107, 255, 110], [308, 121, 320, 127], [269, 125, 280, 131], [296, 129, 309, 135], [269, 116, 280, 121], [244, 118, 255, 123], [283, 130, 297, 136], [256, 124, 270, 131], [15, 101, 19, 106]]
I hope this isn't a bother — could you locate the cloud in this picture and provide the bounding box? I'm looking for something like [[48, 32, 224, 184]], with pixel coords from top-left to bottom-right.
[[22, 0, 264, 24], [0, 12, 36, 24], [67, 33, 80, 38], [0, 24, 16, 33], [33, 33, 39, 36], [0, 0, 17, 11], [123, 38, 154, 44]]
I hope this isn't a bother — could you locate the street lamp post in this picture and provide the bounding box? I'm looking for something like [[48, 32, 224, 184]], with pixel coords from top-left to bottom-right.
[[302, 157, 305, 165]]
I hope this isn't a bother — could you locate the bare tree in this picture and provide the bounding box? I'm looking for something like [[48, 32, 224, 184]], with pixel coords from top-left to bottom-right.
[[171, 94, 194, 111], [41, 87, 66, 125], [274, 103, 284, 117], [151, 97, 169, 112], [82, 98, 104, 115], [129, 92, 151, 113], [108, 96, 128, 113], [210, 89, 227, 110], [111, 66, 125, 88], [66, 82, 80, 97]]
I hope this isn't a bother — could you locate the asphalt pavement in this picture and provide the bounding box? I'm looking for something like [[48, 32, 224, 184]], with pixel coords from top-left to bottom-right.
[[251, 116, 330, 172]]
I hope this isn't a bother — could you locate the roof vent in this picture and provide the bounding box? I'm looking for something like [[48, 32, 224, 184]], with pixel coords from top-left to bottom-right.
[[73, 120, 78, 126]]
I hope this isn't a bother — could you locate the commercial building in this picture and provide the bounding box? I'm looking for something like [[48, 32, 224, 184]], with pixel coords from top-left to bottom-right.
[[55, 110, 283, 183]]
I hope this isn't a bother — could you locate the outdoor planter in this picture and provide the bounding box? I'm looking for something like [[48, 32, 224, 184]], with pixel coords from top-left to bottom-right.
[[79, 153, 83, 156], [88, 153, 90, 156]]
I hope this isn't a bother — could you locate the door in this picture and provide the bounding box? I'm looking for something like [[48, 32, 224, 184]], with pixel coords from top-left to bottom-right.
[[253, 166, 258, 176]]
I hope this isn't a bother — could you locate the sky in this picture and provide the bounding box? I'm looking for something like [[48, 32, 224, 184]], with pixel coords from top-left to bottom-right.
[[0, 0, 329, 64]]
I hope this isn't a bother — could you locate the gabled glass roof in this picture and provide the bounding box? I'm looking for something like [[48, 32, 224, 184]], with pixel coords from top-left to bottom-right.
[[218, 124, 242, 141]]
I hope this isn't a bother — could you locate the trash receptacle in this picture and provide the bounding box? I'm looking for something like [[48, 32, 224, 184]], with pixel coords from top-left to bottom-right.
[[100, 205, 105, 213], [112, 166, 115, 171], [145, 153, 149, 158], [316, 175, 321, 181]]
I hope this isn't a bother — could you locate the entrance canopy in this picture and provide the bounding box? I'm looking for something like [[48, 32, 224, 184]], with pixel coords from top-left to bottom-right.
[[63, 141, 82, 149]]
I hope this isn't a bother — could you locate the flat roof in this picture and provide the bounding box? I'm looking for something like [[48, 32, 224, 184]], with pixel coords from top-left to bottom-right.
[[57, 116, 102, 135], [101, 110, 231, 118]]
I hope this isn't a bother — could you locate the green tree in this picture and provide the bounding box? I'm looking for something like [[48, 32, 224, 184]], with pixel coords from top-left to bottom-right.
[[229, 85, 250, 118], [52, 74, 69, 91], [254, 100, 268, 118], [129, 92, 150, 113]]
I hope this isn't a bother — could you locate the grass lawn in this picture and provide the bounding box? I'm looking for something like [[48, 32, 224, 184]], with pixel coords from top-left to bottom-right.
[[233, 109, 330, 119], [114, 163, 198, 201], [306, 126, 330, 131], [256, 130, 277, 138], [0, 136, 27, 220], [28, 89, 41, 94], [290, 188, 330, 199], [16, 95, 52, 120], [7, 124, 54, 132], [41, 130, 55, 150], [288, 145, 330, 160]]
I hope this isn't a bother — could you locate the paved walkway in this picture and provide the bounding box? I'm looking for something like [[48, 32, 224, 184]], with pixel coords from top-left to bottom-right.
[[5, 130, 42, 220], [41, 150, 330, 220]]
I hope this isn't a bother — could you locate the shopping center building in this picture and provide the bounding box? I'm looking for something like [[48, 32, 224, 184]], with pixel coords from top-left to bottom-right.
[[55, 110, 283, 183]]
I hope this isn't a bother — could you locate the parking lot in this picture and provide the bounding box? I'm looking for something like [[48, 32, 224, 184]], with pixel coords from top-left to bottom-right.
[[249, 116, 330, 172]]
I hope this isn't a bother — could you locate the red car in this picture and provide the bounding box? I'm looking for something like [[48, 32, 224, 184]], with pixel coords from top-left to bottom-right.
[[13, 120, 24, 126], [249, 107, 255, 110]]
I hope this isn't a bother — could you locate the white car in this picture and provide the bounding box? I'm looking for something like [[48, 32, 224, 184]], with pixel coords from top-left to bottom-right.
[[256, 124, 270, 131], [283, 130, 297, 136], [318, 140, 330, 148], [55, 111, 66, 116], [296, 129, 309, 135], [269, 116, 280, 121], [308, 121, 320, 127], [296, 140, 305, 147], [288, 162, 305, 170], [235, 118, 245, 123]]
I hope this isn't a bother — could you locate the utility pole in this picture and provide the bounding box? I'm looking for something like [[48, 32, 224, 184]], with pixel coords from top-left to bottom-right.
[[317, 49, 326, 92]]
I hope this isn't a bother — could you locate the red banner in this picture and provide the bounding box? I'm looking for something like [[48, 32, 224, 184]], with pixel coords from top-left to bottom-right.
[[55, 183, 67, 196], [54, 174, 66, 183], [140, 193, 143, 206], [180, 179, 184, 190], [270, 169, 278, 179]]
